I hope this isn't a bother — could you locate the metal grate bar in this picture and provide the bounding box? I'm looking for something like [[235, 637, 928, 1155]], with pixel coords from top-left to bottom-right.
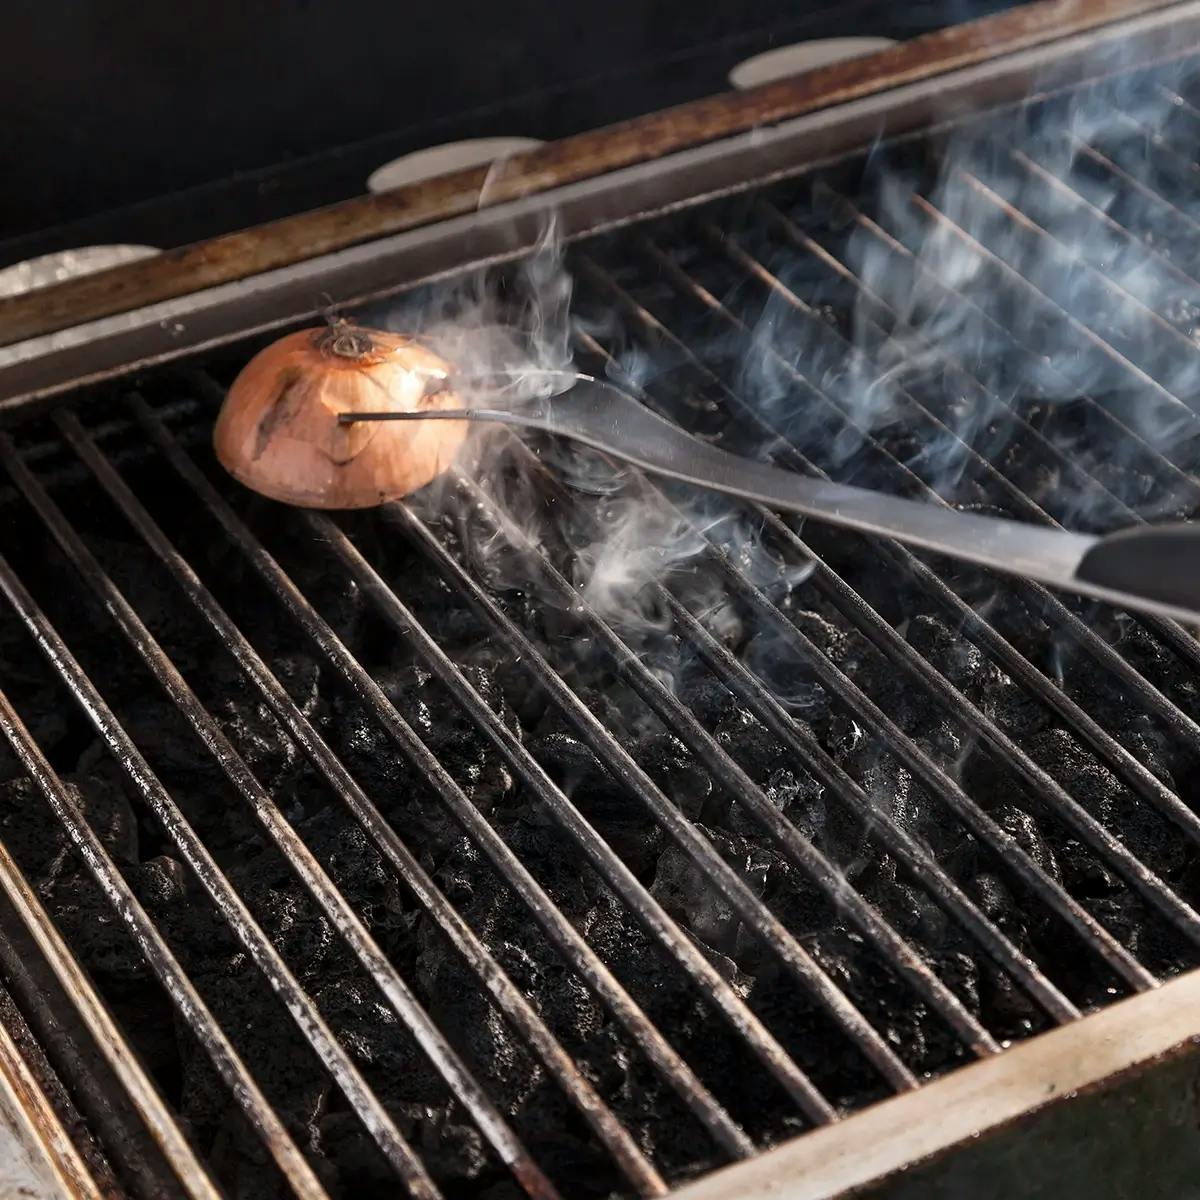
[[422, 469, 1001, 1055], [1157, 83, 1200, 122], [751, 198, 1200, 833], [1069, 135, 1200, 261], [822, 186, 1200, 499], [0, 438, 450, 1200], [669, 595, 1085, 1004], [128, 394, 783, 1152], [379, 486, 928, 1088], [52, 411, 668, 1199], [1129, 85, 1200, 162], [941, 168, 1200, 644], [755, 197, 1138, 526], [782, 175, 1185, 506], [0, 570, 328, 1200], [1004, 133, 1200, 459], [453, 403, 1065, 1032], [1, 437, 562, 1200], [632, 231, 1200, 946], [962, 136, 1200, 431], [574, 244, 1187, 974], [571, 250, 1157, 989], [1036, 132, 1200, 678], [466, 404, 1081, 1025], [0, 914, 176, 1199], [1099, 100, 1200, 188], [705, 209, 1154, 535]]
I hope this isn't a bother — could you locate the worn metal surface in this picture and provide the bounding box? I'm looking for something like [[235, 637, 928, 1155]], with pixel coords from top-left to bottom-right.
[[670, 972, 1200, 1200], [858, 1047, 1200, 1200], [0, 1003, 101, 1200]]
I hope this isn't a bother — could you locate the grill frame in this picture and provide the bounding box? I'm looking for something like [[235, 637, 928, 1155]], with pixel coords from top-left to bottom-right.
[[669, 969, 1200, 1200], [0, 977, 101, 1200], [0, 0, 1196, 411], [3, 2, 1200, 1197], [0, 0, 1177, 352]]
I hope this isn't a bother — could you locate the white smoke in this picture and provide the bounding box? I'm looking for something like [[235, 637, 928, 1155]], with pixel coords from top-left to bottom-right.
[[350, 38, 1200, 727], [826, 45, 1200, 525], [355, 211, 816, 687]]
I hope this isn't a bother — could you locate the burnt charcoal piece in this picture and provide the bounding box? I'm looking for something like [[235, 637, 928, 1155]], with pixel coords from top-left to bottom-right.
[[215, 698, 300, 790], [713, 706, 792, 783], [530, 730, 668, 874], [992, 806, 1060, 883], [652, 841, 745, 955], [822, 710, 873, 766], [789, 609, 873, 675], [905, 615, 1009, 704], [315, 1111, 393, 1198], [86, 538, 216, 673], [0, 684, 70, 768], [761, 768, 828, 835], [314, 968, 462, 1107], [721, 766, 827, 843], [0, 774, 135, 877], [1027, 728, 1188, 885], [285, 555, 368, 649], [0, 774, 142, 985], [315, 694, 462, 869], [0, 774, 194, 1096], [377, 664, 517, 816]]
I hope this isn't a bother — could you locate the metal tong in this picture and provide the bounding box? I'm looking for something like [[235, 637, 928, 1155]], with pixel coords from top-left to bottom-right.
[[340, 372, 1200, 626]]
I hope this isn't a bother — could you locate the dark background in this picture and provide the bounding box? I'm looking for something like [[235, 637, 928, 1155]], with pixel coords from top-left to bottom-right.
[[0, 1, 1019, 267]]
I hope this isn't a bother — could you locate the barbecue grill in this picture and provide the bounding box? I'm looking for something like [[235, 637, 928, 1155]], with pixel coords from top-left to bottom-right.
[[3, 1, 1200, 1196]]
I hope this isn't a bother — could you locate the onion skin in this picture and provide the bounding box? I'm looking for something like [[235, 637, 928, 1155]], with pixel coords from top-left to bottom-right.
[[213, 325, 468, 509]]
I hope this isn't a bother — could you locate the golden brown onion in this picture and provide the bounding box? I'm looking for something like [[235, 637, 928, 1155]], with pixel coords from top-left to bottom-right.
[[213, 323, 468, 509]]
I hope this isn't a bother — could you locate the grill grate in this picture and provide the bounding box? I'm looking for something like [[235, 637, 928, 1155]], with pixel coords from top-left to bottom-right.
[[3, 49, 1200, 1200]]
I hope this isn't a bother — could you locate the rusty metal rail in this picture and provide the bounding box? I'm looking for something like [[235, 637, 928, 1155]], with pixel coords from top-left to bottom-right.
[[0, 0, 1177, 351]]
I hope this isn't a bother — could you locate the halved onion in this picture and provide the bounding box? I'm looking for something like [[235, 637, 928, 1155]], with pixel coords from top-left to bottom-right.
[[213, 322, 468, 509]]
